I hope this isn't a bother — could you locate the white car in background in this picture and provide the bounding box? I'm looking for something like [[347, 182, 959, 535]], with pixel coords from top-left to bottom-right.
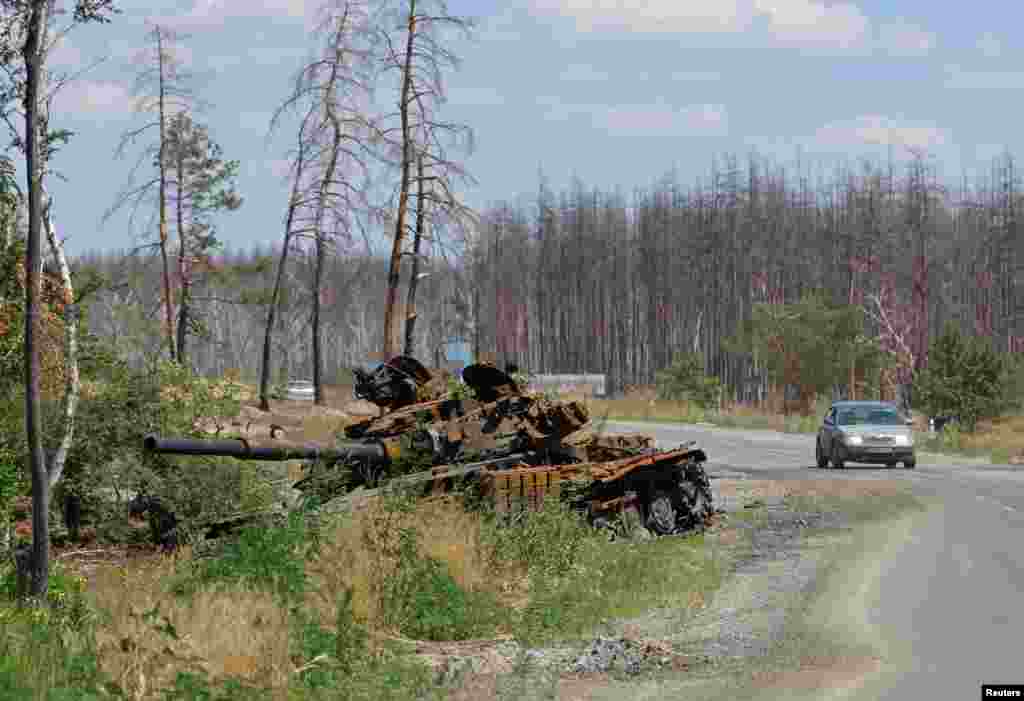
[[285, 379, 315, 401]]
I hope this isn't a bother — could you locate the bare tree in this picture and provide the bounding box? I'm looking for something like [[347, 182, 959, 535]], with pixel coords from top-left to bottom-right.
[[374, 0, 476, 358], [262, 0, 377, 406], [104, 23, 202, 362], [258, 130, 311, 411], [402, 152, 426, 355]]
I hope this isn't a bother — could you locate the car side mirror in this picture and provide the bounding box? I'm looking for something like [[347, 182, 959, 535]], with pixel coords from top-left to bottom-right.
[[905, 418, 914, 426]]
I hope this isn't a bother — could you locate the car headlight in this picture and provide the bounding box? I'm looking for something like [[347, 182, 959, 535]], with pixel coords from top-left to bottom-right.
[[893, 435, 913, 446], [843, 434, 862, 445]]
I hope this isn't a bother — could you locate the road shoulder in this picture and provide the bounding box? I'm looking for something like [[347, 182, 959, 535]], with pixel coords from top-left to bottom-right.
[[443, 479, 929, 701]]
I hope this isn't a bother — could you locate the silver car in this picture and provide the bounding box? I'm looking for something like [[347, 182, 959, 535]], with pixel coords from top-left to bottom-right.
[[815, 400, 916, 469], [285, 379, 315, 401]]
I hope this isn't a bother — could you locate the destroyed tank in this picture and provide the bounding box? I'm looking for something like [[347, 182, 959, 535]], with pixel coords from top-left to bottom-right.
[[143, 356, 714, 539]]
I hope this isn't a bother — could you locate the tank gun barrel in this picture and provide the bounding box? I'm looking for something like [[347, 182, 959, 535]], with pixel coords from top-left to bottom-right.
[[142, 434, 389, 464]]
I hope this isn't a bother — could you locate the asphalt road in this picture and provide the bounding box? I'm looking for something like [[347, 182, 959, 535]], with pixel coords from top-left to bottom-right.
[[606, 421, 1024, 701]]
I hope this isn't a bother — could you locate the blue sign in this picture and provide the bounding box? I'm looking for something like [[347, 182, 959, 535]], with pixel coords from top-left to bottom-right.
[[443, 337, 472, 371]]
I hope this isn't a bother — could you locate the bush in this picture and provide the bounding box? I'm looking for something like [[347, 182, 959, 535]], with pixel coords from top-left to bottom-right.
[[362, 489, 506, 641], [0, 562, 93, 631], [176, 507, 314, 602], [482, 495, 593, 582], [655, 352, 721, 409], [382, 530, 504, 641], [913, 322, 1012, 432]]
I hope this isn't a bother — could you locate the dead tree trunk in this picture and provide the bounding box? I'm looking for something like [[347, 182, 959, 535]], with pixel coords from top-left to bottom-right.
[[404, 153, 427, 356]]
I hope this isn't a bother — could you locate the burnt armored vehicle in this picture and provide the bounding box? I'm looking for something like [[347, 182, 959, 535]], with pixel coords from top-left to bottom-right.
[[143, 356, 714, 538]]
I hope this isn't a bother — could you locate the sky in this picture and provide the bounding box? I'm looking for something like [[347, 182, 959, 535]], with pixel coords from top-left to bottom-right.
[[23, 0, 1024, 256]]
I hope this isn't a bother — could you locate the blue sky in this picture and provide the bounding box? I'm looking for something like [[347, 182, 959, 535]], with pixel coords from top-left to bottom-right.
[[27, 0, 1024, 255]]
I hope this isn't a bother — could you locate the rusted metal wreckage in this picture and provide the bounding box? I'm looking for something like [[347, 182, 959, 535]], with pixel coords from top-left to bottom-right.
[[142, 356, 714, 541]]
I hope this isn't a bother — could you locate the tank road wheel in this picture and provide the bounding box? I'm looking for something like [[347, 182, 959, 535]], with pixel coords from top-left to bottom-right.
[[588, 507, 618, 541], [645, 490, 679, 536], [676, 462, 715, 531]]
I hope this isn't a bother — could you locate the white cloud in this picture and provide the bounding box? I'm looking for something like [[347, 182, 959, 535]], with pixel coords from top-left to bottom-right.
[[530, 0, 754, 34], [533, 0, 935, 56], [753, 0, 867, 48], [875, 20, 935, 56], [53, 80, 133, 117], [540, 97, 727, 136], [814, 115, 949, 151], [599, 102, 727, 135], [977, 32, 1003, 58]]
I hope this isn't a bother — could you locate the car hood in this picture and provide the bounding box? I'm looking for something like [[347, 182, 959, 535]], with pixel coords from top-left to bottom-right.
[[837, 425, 912, 437]]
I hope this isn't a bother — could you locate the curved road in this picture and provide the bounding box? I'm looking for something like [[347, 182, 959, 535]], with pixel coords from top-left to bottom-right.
[[606, 421, 1024, 700]]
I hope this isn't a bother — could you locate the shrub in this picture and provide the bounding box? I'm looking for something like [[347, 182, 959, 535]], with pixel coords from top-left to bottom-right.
[[380, 527, 504, 641], [176, 507, 314, 602], [482, 495, 592, 582], [360, 489, 506, 641], [655, 352, 721, 409], [913, 322, 1012, 432]]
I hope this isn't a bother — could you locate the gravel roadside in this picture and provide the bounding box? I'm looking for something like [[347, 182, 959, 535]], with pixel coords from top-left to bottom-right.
[[436, 476, 905, 700]]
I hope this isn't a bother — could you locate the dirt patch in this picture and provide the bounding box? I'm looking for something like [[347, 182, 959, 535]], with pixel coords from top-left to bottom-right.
[[716, 478, 906, 500], [557, 673, 613, 700], [751, 655, 881, 690]]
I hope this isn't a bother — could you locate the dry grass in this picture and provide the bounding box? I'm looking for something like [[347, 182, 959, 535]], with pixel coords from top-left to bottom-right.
[[305, 495, 520, 633], [956, 414, 1024, 462], [586, 385, 825, 432], [73, 493, 501, 696], [85, 550, 294, 698]]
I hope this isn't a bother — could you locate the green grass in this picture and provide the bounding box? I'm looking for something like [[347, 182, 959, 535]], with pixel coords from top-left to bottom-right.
[[514, 530, 724, 646], [0, 492, 736, 700], [481, 497, 729, 647]]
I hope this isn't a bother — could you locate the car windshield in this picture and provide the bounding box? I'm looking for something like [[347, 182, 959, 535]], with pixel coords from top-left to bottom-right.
[[836, 406, 902, 426]]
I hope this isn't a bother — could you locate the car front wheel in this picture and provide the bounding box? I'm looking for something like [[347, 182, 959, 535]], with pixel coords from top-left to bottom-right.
[[831, 442, 845, 469], [904, 458, 916, 469], [815, 438, 828, 469]]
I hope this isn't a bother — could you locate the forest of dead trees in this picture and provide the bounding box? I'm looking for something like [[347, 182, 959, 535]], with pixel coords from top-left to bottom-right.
[[73, 150, 1024, 402]]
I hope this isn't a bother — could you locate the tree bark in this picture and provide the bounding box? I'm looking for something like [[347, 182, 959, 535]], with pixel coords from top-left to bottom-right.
[[174, 144, 189, 366], [21, 0, 50, 600], [382, 0, 417, 359], [156, 27, 176, 362], [259, 135, 307, 411], [404, 153, 427, 356]]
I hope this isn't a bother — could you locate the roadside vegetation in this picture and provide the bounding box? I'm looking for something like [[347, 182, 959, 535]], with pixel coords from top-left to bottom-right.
[[0, 477, 726, 699], [0, 344, 732, 699], [584, 318, 1024, 465]]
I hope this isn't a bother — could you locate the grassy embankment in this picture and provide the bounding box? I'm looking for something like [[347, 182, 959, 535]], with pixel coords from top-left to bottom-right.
[[585, 388, 1024, 464], [0, 393, 731, 700], [469, 481, 930, 700]]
